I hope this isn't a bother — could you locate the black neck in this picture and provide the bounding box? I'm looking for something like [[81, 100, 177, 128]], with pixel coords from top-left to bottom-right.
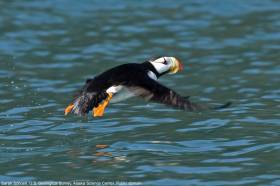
[[142, 61, 169, 78], [142, 62, 160, 78]]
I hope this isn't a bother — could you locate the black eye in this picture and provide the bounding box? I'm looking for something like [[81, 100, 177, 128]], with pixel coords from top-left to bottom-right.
[[163, 58, 168, 65]]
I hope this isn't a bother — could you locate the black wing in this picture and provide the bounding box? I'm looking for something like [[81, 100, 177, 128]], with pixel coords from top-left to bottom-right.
[[130, 77, 230, 111]]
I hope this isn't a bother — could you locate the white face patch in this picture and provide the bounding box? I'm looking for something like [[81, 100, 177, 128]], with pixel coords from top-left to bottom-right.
[[149, 57, 173, 74]]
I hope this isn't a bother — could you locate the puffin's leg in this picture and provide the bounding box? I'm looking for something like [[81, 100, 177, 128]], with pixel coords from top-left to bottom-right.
[[64, 103, 74, 115], [93, 93, 113, 117]]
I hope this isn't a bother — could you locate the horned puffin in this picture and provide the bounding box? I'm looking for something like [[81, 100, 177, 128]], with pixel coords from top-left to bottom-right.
[[65, 56, 231, 117]]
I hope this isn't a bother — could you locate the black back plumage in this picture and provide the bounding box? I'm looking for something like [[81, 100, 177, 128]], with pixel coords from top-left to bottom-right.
[[87, 62, 159, 91]]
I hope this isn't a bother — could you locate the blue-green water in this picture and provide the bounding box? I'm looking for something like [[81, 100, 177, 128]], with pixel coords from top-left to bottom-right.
[[1, 1, 280, 185]]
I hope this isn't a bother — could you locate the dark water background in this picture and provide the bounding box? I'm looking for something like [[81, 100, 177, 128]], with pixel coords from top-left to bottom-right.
[[0, 0, 280, 185]]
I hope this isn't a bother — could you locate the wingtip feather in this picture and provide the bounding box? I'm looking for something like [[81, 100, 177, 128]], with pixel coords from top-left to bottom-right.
[[214, 101, 232, 110]]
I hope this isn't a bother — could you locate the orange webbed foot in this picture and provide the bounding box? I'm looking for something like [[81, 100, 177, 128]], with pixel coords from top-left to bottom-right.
[[64, 103, 74, 115], [93, 93, 113, 117]]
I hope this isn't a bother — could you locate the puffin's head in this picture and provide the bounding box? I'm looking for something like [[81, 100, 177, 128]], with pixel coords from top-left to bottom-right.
[[148, 56, 184, 76]]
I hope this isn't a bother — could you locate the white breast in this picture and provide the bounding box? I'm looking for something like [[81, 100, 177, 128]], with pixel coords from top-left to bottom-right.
[[106, 71, 157, 103], [106, 85, 135, 103]]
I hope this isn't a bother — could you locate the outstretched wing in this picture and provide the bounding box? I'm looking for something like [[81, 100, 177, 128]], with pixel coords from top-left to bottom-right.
[[130, 77, 230, 111]]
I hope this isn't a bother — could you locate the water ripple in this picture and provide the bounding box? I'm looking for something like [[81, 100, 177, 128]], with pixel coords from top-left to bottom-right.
[[1, 0, 280, 184]]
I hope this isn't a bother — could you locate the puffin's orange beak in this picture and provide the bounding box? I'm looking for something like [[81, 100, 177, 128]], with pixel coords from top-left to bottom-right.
[[177, 58, 184, 72], [169, 57, 184, 74]]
